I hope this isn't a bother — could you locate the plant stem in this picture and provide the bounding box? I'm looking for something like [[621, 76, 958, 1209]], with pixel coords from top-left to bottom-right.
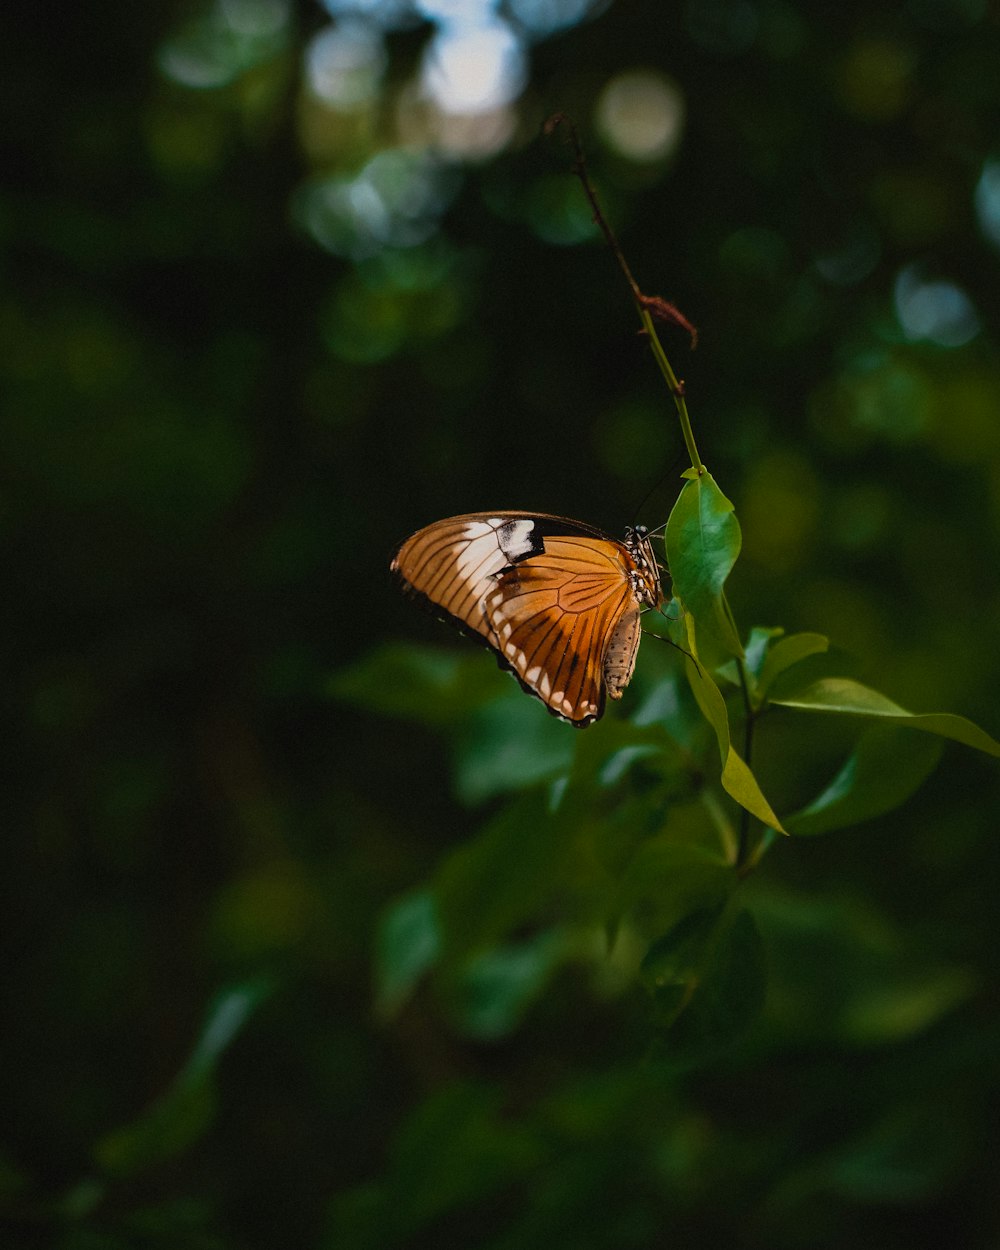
[[735, 658, 755, 873], [548, 113, 703, 474], [636, 305, 703, 473]]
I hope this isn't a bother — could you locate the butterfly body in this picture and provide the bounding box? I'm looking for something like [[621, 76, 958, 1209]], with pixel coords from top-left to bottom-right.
[[390, 512, 662, 726]]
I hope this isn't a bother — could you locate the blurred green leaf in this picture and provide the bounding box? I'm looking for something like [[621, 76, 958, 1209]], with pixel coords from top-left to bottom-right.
[[768, 1102, 967, 1212], [642, 907, 766, 1062], [785, 725, 943, 836], [825, 1105, 965, 1202], [433, 790, 579, 959], [96, 1080, 211, 1180], [770, 677, 1000, 757], [329, 643, 510, 724], [745, 625, 784, 674], [755, 891, 975, 1047], [452, 697, 575, 804], [448, 929, 565, 1040], [617, 840, 735, 943], [569, 716, 685, 791], [665, 470, 744, 659], [327, 1084, 543, 1245], [640, 905, 726, 1025], [94, 978, 272, 1178], [376, 890, 442, 1018], [632, 662, 712, 749], [757, 631, 830, 703]]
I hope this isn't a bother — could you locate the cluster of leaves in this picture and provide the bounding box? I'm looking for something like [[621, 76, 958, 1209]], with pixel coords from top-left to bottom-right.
[[337, 464, 999, 1066]]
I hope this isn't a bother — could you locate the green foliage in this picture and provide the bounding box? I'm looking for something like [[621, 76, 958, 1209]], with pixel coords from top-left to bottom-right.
[[357, 460, 998, 1071], [94, 980, 272, 1179], [665, 469, 744, 659], [9, 0, 1000, 1247], [771, 677, 1000, 757], [784, 726, 943, 836], [641, 906, 766, 1063]]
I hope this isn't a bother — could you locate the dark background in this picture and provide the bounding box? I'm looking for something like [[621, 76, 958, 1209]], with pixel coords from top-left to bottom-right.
[[4, 0, 1000, 1246]]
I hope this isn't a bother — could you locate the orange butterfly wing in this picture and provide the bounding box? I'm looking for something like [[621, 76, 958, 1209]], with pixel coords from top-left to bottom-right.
[[390, 513, 660, 726], [484, 536, 640, 724]]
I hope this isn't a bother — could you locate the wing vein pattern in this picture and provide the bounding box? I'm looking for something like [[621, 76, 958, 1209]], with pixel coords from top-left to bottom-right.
[[390, 512, 662, 726]]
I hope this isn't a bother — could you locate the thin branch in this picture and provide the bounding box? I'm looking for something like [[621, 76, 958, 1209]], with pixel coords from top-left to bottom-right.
[[545, 113, 703, 474]]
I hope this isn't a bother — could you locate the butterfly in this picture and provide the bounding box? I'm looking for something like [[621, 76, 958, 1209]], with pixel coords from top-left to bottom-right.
[[390, 512, 664, 726]]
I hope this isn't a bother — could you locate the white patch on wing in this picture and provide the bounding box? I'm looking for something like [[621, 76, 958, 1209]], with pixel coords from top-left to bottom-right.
[[454, 522, 510, 599], [497, 518, 537, 562]]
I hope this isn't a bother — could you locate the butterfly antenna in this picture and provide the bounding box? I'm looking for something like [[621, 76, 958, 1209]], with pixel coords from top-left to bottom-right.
[[639, 607, 706, 674], [627, 448, 689, 530], [629, 475, 666, 528]]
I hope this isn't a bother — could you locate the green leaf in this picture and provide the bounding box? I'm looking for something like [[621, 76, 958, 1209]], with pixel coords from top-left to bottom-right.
[[754, 891, 975, 1047], [452, 697, 575, 804], [716, 625, 785, 694], [93, 978, 272, 1178], [785, 726, 944, 836], [744, 626, 785, 680], [386, 1084, 543, 1230], [620, 841, 735, 943], [680, 615, 784, 831], [376, 890, 442, 1017], [631, 664, 709, 751], [448, 930, 565, 1040], [665, 470, 743, 658], [569, 716, 683, 788], [433, 790, 579, 959], [640, 905, 726, 1024], [770, 677, 1000, 758], [756, 632, 830, 704], [329, 642, 510, 724], [328, 1083, 544, 1246], [642, 907, 766, 1063]]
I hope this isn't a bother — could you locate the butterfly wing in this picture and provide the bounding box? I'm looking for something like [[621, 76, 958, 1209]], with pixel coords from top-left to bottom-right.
[[483, 536, 639, 724], [390, 512, 608, 644], [390, 513, 658, 726]]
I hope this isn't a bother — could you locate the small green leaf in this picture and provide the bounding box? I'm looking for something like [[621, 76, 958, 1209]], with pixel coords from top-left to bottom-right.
[[716, 626, 785, 694], [744, 626, 785, 680], [721, 747, 784, 832], [569, 717, 681, 788], [757, 632, 830, 704], [449, 930, 565, 1040], [665, 471, 743, 658], [184, 978, 273, 1080], [93, 978, 272, 1178], [771, 677, 1000, 758], [94, 1084, 216, 1182], [681, 625, 785, 832], [785, 726, 944, 836], [595, 743, 663, 786], [376, 891, 442, 1017]]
